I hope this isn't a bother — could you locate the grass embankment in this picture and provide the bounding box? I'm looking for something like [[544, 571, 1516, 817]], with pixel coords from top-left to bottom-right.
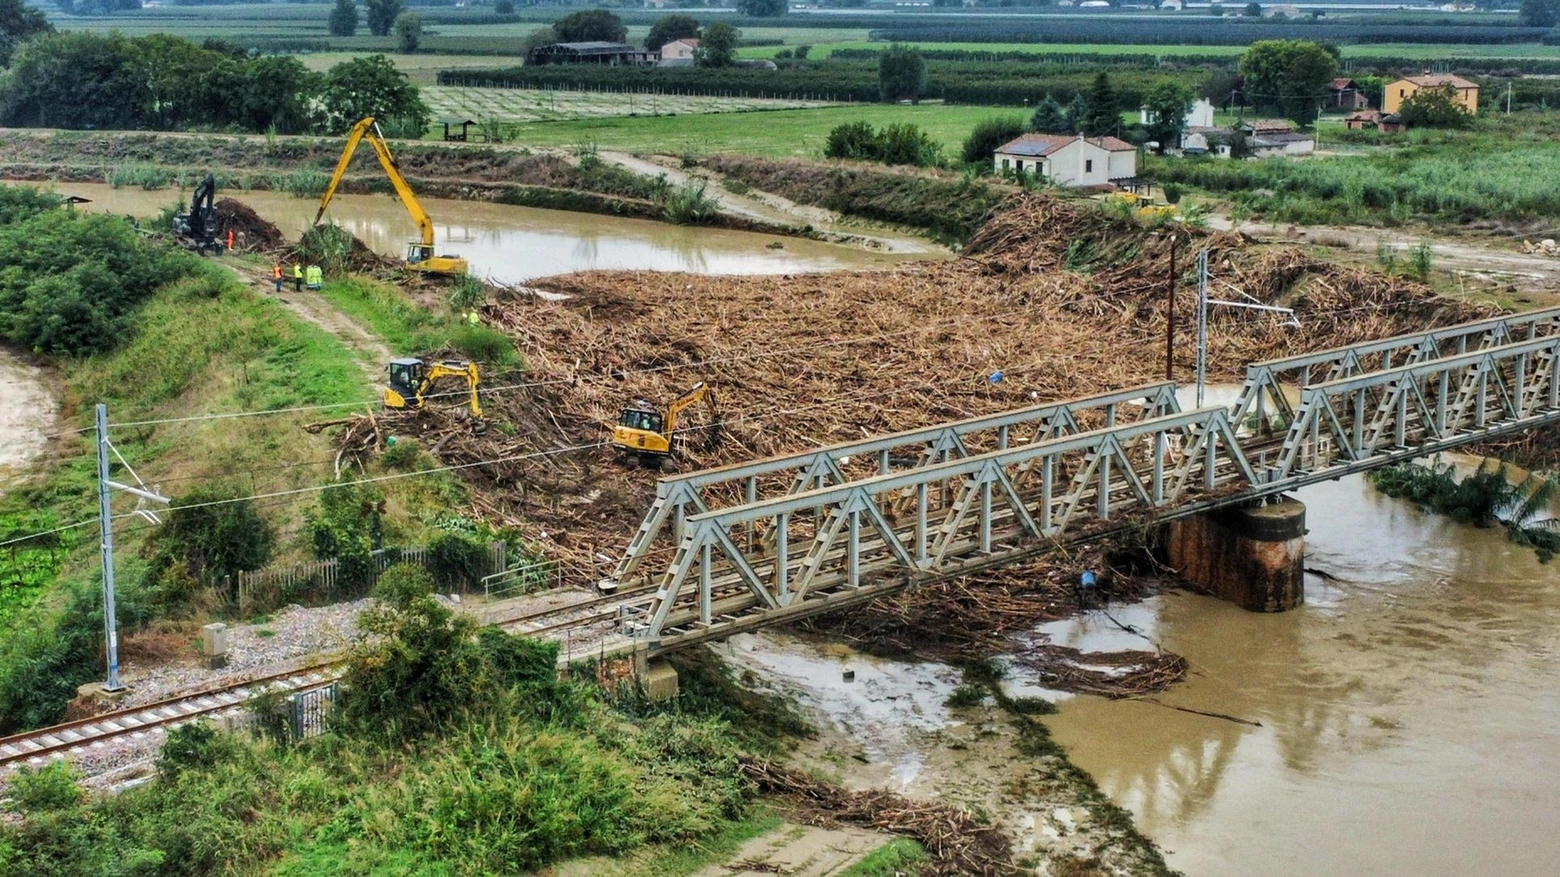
[[702, 153, 1011, 244], [1151, 114, 1560, 230], [0, 566, 816, 877], [0, 185, 533, 732]]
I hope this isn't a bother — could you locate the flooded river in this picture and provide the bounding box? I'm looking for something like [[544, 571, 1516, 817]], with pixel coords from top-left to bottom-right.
[[1037, 471, 1560, 877], [723, 469, 1560, 876], [44, 183, 934, 285]]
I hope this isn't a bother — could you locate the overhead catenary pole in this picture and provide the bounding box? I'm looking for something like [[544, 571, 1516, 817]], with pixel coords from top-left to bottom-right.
[[96, 403, 124, 692], [1196, 248, 1210, 407], [1165, 234, 1178, 382]]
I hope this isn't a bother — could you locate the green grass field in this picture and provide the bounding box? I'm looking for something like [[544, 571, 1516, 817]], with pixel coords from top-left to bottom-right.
[[498, 103, 1018, 158]]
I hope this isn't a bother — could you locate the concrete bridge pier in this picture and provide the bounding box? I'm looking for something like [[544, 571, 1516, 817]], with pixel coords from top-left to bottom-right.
[[1167, 497, 1306, 612]]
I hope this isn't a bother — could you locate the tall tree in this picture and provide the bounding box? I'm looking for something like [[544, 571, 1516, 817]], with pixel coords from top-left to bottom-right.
[[878, 43, 925, 104], [645, 14, 699, 50], [1520, 0, 1559, 26], [1064, 93, 1088, 134], [0, 0, 51, 67], [551, 9, 626, 43], [1080, 72, 1119, 137], [736, 0, 787, 15], [696, 22, 738, 68], [320, 53, 429, 135], [1398, 84, 1474, 128], [328, 0, 358, 38], [393, 11, 421, 53], [1030, 94, 1066, 133], [364, 0, 403, 37], [1238, 38, 1339, 126], [1140, 81, 1193, 154]]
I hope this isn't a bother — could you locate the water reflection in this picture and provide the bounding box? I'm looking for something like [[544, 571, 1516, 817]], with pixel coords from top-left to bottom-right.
[[1039, 472, 1560, 876]]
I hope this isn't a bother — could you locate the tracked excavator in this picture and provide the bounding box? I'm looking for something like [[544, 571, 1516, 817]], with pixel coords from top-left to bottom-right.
[[315, 117, 469, 276], [171, 173, 225, 255], [612, 382, 720, 465], [384, 358, 482, 417]]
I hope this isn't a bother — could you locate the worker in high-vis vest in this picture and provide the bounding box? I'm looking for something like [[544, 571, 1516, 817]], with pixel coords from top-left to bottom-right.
[[305, 265, 323, 290], [293, 263, 304, 292], [272, 263, 283, 292]]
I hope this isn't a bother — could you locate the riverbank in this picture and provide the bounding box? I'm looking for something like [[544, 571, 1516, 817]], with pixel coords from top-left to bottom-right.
[[0, 129, 949, 254]]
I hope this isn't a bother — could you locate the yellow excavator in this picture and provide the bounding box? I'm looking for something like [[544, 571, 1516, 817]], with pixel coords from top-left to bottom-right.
[[315, 116, 469, 275], [384, 357, 482, 417], [612, 382, 720, 464]]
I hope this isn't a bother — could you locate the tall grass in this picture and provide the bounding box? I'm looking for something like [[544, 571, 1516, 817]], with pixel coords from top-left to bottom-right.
[[1147, 115, 1560, 226], [275, 168, 331, 199], [107, 163, 175, 190], [662, 178, 720, 225]]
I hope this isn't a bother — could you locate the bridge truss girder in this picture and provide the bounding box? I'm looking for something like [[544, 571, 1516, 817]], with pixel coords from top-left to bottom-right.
[[625, 334, 1560, 652]]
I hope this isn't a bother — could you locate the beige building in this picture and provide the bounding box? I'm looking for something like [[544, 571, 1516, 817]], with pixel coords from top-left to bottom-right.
[[992, 134, 1136, 187], [1383, 74, 1479, 115], [660, 38, 699, 61]]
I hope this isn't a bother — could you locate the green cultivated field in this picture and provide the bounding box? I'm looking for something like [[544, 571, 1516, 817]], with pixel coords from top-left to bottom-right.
[[422, 86, 840, 125], [497, 103, 1019, 158], [740, 39, 1560, 60]]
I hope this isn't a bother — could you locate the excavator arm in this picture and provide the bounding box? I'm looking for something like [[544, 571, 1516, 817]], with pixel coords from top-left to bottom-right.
[[313, 116, 375, 228], [663, 382, 715, 435], [418, 361, 482, 417], [313, 117, 463, 274]]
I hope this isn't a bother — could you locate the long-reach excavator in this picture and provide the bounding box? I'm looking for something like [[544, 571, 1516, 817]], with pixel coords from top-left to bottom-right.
[[171, 173, 225, 255], [315, 117, 469, 275], [612, 382, 720, 464], [384, 357, 482, 417]]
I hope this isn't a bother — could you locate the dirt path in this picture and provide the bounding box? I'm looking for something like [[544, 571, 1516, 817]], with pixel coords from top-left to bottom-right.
[[226, 260, 391, 381], [1212, 215, 1560, 299], [598, 150, 946, 256], [691, 824, 890, 877], [0, 351, 58, 491]]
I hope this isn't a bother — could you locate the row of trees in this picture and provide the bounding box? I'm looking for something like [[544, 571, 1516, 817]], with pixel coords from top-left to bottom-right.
[[2, 34, 431, 135]]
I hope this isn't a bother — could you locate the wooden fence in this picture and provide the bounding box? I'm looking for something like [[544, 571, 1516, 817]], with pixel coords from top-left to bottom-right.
[[234, 541, 508, 615]]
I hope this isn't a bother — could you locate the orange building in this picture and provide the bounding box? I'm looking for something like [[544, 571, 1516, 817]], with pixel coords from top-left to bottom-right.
[[1383, 73, 1479, 115]]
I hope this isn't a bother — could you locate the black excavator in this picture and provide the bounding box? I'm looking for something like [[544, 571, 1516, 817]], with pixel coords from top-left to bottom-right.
[[171, 173, 226, 255]]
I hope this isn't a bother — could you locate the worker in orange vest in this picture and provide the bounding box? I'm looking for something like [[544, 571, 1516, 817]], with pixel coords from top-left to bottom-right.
[[272, 263, 283, 293]]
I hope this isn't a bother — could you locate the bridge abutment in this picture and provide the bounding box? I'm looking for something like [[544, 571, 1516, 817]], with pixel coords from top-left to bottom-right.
[[1167, 497, 1306, 612]]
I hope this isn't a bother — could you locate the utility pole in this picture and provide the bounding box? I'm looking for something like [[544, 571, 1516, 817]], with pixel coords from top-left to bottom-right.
[[1165, 234, 1178, 382], [95, 403, 168, 693], [95, 404, 124, 691], [1507, 81, 1513, 115]]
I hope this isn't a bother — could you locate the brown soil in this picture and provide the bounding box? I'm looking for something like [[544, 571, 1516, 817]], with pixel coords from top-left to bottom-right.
[[215, 198, 283, 250]]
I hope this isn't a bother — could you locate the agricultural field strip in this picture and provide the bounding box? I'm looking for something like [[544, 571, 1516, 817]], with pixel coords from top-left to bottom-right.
[[0, 586, 660, 769], [422, 86, 839, 124]]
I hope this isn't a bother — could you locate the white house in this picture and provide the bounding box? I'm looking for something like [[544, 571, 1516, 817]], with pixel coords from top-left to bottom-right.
[[1239, 119, 1314, 156], [1139, 97, 1214, 130], [993, 134, 1138, 188], [660, 38, 699, 61]]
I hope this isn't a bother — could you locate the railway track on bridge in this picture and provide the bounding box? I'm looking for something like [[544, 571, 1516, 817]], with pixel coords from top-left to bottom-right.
[[0, 586, 662, 774]]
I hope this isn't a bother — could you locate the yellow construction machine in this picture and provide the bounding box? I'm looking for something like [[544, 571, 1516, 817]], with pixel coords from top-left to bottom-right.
[[315, 116, 469, 276], [612, 382, 719, 463], [384, 357, 482, 416]]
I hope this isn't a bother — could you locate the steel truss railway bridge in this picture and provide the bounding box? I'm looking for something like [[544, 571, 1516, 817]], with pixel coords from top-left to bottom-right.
[[604, 306, 1560, 655]]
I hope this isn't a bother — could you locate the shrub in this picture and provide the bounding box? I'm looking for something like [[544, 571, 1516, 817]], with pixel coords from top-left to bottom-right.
[[145, 484, 273, 601], [878, 122, 942, 167], [425, 531, 488, 588], [824, 120, 883, 161], [663, 178, 720, 225], [961, 116, 1026, 165]]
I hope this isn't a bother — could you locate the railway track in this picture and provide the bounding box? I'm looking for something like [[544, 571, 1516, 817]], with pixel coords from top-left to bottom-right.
[[0, 585, 660, 774]]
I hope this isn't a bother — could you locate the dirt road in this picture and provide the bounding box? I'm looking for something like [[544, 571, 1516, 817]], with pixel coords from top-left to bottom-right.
[[227, 260, 390, 382], [0, 351, 58, 491], [1213, 216, 1560, 299]]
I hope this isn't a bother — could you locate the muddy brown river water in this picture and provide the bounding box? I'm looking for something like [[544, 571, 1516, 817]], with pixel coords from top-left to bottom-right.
[[723, 469, 1560, 876], [44, 183, 934, 284]]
